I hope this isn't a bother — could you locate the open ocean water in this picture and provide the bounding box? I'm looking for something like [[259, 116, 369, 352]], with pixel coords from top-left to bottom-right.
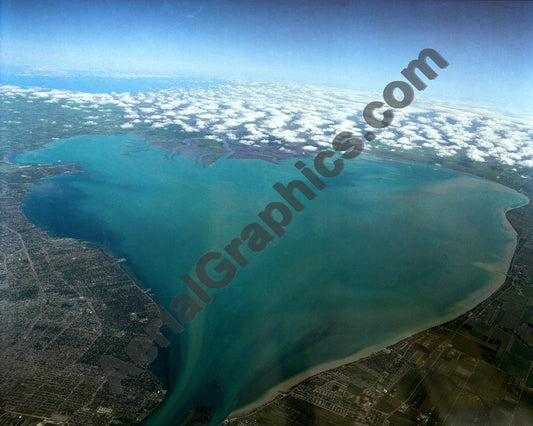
[[0, 71, 225, 93]]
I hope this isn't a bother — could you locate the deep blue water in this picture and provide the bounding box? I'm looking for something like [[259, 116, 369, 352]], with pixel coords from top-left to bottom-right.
[[0, 72, 227, 93], [14, 134, 528, 425]]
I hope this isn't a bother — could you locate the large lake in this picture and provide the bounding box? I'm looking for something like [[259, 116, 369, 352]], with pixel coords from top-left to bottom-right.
[[15, 134, 528, 424]]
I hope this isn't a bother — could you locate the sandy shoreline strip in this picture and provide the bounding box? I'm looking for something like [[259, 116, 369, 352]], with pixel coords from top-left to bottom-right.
[[227, 339, 399, 419], [228, 199, 528, 421]]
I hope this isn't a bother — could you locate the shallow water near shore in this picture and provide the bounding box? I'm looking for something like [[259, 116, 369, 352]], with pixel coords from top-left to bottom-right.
[[15, 134, 528, 425]]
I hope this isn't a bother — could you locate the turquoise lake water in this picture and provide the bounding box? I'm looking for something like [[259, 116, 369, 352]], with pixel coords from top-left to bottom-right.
[[15, 134, 528, 425]]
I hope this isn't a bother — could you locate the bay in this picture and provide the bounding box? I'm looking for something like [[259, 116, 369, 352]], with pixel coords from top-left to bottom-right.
[[14, 134, 528, 424]]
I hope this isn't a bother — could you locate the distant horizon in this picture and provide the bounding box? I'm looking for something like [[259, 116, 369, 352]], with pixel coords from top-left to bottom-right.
[[1, 69, 531, 120], [1, 0, 532, 112]]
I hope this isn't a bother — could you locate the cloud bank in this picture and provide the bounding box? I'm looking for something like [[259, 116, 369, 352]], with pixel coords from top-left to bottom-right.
[[2, 83, 531, 167]]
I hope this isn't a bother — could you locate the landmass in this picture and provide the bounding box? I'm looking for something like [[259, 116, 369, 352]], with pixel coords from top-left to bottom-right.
[[0, 91, 173, 424], [0, 159, 167, 425]]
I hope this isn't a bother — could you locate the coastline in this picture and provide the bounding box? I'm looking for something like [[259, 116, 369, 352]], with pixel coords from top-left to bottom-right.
[[227, 197, 529, 421], [227, 332, 419, 420]]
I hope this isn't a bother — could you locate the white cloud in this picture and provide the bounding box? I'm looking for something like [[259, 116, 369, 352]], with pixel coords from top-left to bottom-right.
[[2, 83, 532, 167]]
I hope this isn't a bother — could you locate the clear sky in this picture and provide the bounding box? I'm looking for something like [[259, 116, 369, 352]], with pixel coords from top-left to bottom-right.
[[1, 0, 532, 111]]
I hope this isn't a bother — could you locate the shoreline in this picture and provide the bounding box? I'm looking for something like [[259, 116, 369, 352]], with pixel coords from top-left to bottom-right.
[[227, 198, 529, 421], [227, 277, 507, 421], [227, 331, 418, 420]]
